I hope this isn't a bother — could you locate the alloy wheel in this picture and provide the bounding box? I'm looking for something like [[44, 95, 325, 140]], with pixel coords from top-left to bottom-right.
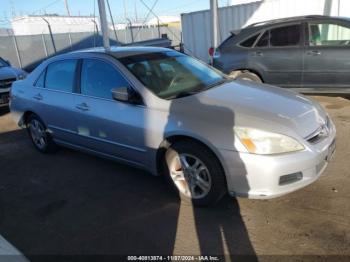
[[169, 153, 212, 199], [29, 119, 47, 150]]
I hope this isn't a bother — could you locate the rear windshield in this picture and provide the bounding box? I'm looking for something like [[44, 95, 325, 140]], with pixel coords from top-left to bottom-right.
[[119, 51, 227, 100], [218, 34, 236, 49]]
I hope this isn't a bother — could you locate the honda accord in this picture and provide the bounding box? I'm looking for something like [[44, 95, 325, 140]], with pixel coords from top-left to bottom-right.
[[10, 47, 336, 206]]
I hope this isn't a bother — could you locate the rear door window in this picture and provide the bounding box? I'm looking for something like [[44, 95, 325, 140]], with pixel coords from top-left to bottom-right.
[[35, 70, 46, 88], [240, 33, 260, 48], [45, 60, 77, 92], [270, 24, 301, 47], [256, 31, 269, 47]]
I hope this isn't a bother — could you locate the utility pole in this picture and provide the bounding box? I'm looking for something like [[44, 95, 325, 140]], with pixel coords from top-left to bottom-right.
[[134, 2, 138, 22], [10, 0, 16, 18], [97, 0, 110, 50], [64, 0, 71, 16], [123, 0, 127, 20], [210, 0, 219, 64]]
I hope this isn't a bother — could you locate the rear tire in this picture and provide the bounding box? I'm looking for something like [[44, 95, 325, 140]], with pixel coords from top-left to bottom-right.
[[164, 140, 227, 207], [229, 70, 262, 83], [26, 114, 58, 153]]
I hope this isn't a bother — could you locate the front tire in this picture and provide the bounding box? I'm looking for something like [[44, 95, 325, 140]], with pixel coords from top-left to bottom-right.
[[165, 140, 227, 207], [229, 70, 262, 83], [27, 114, 57, 153]]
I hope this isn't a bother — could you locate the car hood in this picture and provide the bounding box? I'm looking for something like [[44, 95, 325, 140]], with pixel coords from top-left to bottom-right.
[[172, 80, 327, 139], [0, 66, 21, 80]]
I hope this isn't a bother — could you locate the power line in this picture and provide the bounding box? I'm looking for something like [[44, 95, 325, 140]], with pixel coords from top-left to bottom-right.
[[133, 0, 159, 40], [139, 0, 197, 56], [0, 0, 63, 26], [106, 0, 118, 41]]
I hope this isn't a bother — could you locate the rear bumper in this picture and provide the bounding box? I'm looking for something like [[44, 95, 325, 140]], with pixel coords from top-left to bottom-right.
[[219, 122, 336, 199]]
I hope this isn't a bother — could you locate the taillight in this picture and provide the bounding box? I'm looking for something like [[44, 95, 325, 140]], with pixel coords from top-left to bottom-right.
[[208, 47, 215, 57], [209, 47, 220, 58]]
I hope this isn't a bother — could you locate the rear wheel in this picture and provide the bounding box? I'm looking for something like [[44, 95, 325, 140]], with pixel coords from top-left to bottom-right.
[[229, 70, 262, 83], [165, 140, 227, 207], [27, 114, 57, 153]]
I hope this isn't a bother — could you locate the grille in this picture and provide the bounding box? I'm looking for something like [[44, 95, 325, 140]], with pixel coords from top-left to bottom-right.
[[0, 78, 16, 89]]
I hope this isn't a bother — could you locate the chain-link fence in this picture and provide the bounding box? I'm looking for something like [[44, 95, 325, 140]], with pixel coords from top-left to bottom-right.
[[0, 26, 181, 72]]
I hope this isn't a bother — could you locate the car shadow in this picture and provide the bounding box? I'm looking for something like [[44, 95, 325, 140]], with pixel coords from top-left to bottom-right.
[[0, 130, 181, 259], [0, 94, 256, 260], [166, 94, 257, 259]]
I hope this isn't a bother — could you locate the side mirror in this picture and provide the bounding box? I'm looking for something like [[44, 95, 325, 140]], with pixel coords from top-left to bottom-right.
[[111, 87, 142, 104], [5, 60, 10, 66]]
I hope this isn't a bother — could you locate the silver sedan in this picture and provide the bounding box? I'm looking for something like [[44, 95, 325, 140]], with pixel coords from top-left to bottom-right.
[[10, 47, 336, 206]]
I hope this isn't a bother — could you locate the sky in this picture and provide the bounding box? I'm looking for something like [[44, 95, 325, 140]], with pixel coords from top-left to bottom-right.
[[0, 0, 232, 27]]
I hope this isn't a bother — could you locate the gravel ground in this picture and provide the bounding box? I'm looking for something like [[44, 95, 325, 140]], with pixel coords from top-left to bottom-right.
[[0, 95, 349, 260]]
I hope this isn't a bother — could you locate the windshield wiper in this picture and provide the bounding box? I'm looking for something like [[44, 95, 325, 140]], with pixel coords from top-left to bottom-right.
[[167, 91, 198, 99], [203, 78, 233, 91], [166, 79, 232, 100]]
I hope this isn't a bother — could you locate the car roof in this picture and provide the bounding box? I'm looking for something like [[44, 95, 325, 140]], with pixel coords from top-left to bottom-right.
[[221, 15, 350, 48], [71, 46, 172, 58], [245, 15, 349, 29]]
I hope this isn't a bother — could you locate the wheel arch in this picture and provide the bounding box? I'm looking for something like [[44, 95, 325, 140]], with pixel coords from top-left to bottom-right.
[[230, 68, 264, 82], [20, 110, 40, 127], [155, 134, 227, 180]]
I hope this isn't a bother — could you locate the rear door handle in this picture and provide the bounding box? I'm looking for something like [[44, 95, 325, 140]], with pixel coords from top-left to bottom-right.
[[76, 103, 90, 111], [253, 51, 263, 57], [307, 50, 321, 56], [33, 93, 43, 101]]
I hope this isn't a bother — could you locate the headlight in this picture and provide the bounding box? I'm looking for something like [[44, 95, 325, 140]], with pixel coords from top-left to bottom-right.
[[235, 127, 304, 155]]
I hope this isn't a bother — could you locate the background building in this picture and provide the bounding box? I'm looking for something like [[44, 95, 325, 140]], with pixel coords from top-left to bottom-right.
[[0, 28, 13, 36], [11, 15, 100, 36], [147, 16, 181, 28]]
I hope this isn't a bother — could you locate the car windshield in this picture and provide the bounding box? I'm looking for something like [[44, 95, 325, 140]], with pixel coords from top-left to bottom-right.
[[119, 51, 228, 99], [0, 58, 8, 67]]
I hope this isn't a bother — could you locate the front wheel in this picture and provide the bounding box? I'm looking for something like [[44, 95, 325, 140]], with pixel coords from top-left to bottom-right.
[[165, 141, 227, 207]]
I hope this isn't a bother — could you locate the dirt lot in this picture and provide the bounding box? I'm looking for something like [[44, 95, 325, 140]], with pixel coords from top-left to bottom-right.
[[0, 96, 349, 260]]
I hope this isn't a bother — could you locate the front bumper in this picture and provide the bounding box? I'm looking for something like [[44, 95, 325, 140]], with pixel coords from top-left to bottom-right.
[[219, 123, 336, 199]]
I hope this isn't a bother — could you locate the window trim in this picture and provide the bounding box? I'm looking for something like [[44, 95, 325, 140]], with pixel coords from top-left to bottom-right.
[[77, 57, 144, 105], [252, 23, 303, 49], [34, 68, 47, 88], [306, 20, 350, 48], [34, 58, 79, 94], [238, 32, 262, 49], [254, 29, 270, 48]]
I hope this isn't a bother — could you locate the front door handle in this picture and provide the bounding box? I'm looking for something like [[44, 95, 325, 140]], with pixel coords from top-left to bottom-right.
[[76, 103, 90, 111], [33, 93, 43, 101], [307, 50, 321, 56]]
